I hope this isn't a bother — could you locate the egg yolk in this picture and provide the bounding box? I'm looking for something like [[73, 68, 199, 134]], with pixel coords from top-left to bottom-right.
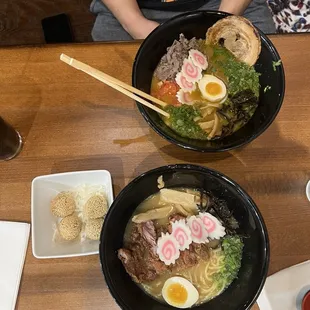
[[205, 82, 222, 96], [167, 283, 188, 305]]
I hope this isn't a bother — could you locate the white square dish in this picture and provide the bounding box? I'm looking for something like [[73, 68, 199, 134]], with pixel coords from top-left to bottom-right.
[[31, 170, 113, 259]]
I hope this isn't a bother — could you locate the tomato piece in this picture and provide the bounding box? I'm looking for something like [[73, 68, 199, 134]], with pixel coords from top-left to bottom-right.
[[157, 81, 180, 106], [158, 81, 179, 97]]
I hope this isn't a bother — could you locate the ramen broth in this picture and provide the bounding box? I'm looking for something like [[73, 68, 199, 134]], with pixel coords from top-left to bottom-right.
[[123, 189, 243, 306], [141, 248, 226, 304], [151, 37, 260, 141]]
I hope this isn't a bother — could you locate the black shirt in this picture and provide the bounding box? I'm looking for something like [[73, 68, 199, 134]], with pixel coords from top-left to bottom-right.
[[138, 0, 208, 11]]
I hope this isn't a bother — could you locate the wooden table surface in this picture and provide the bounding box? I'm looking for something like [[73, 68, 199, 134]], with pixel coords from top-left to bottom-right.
[[1, 34, 310, 310], [0, 0, 94, 46]]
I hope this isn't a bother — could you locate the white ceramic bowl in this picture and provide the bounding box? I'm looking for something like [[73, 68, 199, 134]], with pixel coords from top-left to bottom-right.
[[31, 170, 113, 259]]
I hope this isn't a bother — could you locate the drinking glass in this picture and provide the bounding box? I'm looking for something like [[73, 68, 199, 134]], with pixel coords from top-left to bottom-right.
[[0, 117, 23, 161]]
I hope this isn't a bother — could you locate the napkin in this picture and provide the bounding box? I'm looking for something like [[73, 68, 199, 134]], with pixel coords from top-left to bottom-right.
[[257, 260, 310, 310], [0, 221, 30, 310]]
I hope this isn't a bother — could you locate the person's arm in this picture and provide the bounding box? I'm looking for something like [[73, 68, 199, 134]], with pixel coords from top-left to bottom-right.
[[101, 0, 159, 39], [219, 0, 252, 15]]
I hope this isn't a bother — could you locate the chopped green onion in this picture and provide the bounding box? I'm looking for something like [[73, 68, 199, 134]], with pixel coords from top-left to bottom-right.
[[264, 85, 271, 93], [272, 59, 282, 71]]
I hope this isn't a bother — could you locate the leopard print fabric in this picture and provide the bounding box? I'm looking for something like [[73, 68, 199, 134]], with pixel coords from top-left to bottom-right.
[[268, 0, 310, 32]]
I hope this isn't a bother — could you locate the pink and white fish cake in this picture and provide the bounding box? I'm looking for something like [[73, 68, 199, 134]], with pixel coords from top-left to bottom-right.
[[176, 89, 194, 105], [156, 232, 180, 265], [181, 58, 202, 83], [186, 216, 208, 244], [199, 212, 226, 240], [189, 49, 208, 70], [171, 219, 192, 251], [175, 72, 196, 92]]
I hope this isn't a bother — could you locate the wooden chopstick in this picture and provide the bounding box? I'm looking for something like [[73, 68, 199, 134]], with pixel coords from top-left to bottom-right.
[[60, 54, 169, 118]]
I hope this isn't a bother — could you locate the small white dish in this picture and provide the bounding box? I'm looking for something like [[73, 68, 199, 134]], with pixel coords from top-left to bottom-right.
[[31, 170, 113, 259], [306, 180, 310, 202]]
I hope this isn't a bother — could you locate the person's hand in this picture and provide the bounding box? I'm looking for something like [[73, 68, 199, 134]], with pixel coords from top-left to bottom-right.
[[124, 16, 159, 39], [219, 0, 252, 15]]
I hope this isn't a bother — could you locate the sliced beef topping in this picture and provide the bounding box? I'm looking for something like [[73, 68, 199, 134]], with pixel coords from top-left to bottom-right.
[[154, 34, 202, 81], [118, 221, 168, 283]]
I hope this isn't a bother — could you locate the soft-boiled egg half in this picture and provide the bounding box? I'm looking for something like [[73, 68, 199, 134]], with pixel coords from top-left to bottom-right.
[[198, 74, 227, 102], [162, 276, 199, 309]]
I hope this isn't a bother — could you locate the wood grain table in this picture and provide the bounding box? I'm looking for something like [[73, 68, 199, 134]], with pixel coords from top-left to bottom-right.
[[1, 34, 310, 310], [0, 0, 94, 46]]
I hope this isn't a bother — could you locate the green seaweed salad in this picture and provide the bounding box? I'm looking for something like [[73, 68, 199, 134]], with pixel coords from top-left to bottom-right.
[[164, 45, 260, 140]]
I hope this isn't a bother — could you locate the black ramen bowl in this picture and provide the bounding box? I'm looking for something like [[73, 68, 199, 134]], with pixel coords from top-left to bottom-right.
[[100, 164, 269, 310], [132, 11, 285, 152]]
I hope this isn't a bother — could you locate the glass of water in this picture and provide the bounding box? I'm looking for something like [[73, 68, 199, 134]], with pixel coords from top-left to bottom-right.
[[0, 117, 23, 161]]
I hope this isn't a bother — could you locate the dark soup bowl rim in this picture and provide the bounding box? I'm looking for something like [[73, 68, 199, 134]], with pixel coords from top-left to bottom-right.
[[99, 164, 270, 310], [132, 10, 285, 153]]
